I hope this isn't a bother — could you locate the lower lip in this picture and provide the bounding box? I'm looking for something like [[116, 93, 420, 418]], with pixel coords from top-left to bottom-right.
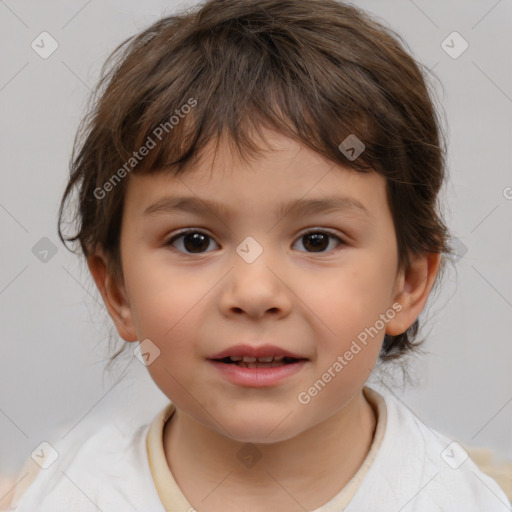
[[208, 360, 307, 387]]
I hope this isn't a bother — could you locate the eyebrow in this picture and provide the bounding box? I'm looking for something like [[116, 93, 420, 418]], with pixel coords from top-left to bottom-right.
[[143, 195, 372, 221]]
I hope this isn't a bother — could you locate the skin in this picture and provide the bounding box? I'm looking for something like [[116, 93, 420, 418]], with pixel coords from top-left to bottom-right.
[[89, 129, 440, 511]]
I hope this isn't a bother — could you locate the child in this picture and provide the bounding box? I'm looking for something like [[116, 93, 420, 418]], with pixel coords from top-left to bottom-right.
[[10, 0, 510, 510]]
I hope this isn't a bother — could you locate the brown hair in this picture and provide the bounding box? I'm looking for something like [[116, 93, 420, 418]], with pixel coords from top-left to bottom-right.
[[58, 0, 451, 365]]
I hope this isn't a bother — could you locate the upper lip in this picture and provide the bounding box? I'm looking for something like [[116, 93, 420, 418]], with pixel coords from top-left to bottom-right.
[[209, 344, 307, 360]]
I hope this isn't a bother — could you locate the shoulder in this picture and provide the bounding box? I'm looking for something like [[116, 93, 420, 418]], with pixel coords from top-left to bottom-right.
[[10, 412, 166, 512], [348, 387, 510, 511]]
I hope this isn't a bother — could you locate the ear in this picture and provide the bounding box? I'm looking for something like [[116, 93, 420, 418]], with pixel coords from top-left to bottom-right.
[[386, 252, 441, 336], [87, 251, 138, 342]]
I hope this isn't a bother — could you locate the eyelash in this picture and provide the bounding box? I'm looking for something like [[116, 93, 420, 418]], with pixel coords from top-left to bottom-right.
[[164, 228, 346, 255]]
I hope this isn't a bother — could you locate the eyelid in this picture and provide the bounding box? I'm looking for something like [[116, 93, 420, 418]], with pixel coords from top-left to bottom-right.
[[164, 227, 214, 241], [296, 226, 345, 240]]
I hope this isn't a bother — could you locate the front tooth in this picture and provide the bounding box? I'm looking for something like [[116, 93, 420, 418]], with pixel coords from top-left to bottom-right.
[[242, 356, 256, 362], [256, 356, 274, 363], [229, 355, 243, 362]]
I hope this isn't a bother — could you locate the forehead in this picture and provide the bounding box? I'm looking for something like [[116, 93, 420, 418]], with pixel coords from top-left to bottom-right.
[[124, 130, 389, 221]]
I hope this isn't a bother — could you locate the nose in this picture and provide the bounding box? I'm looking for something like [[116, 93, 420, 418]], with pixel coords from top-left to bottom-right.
[[218, 246, 292, 320]]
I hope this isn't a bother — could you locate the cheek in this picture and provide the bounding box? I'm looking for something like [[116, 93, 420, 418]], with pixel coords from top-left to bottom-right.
[[316, 263, 393, 330], [129, 280, 207, 404], [131, 287, 201, 346], [307, 258, 394, 372], [123, 253, 206, 339]]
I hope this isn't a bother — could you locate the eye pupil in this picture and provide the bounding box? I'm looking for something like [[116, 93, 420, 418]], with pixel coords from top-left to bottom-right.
[[184, 233, 209, 253], [303, 233, 328, 252]]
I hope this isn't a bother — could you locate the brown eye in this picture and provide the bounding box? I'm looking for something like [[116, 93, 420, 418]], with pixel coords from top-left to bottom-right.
[[294, 231, 344, 253], [166, 230, 218, 254]]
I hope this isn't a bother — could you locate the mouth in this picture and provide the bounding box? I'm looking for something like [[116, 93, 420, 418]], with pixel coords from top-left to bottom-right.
[[212, 355, 306, 368], [208, 354, 308, 387]]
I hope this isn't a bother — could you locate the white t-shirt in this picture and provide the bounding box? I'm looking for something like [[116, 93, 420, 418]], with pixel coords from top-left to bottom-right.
[[10, 387, 510, 511]]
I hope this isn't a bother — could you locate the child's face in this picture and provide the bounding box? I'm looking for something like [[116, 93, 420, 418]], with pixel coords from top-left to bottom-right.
[[117, 130, 405, 442]]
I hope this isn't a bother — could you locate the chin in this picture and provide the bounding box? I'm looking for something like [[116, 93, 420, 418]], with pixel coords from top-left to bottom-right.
[[219, 410, 303, 445]]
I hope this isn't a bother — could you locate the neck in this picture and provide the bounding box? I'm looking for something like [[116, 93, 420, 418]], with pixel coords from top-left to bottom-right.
[[163, 390, 377, 511]]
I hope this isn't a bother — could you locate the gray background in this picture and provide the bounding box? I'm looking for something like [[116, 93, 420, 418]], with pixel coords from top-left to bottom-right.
[[1, 0, 511, 485]]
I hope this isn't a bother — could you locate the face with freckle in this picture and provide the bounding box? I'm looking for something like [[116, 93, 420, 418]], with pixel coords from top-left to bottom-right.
[[105, 130, 412, 442]]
